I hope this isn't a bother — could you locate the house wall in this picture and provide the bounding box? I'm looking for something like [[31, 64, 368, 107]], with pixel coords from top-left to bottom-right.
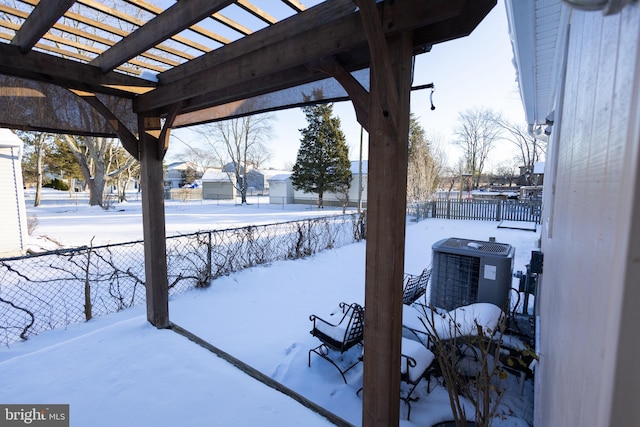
[[536, 5, 640, 427], [292, 174, 368, 207], [202, 181, 235, 200], [0, 144, 28, 257]]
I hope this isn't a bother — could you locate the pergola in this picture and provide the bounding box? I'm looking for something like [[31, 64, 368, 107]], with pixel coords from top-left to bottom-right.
[[0, 0, 494, 424]]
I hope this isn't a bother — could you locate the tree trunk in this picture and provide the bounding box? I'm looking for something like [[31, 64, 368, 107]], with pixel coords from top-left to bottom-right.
[[34, 140, 44, 207]]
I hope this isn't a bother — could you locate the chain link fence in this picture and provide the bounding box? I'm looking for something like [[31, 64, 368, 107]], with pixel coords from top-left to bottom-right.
[[0, 212, 367, 346]]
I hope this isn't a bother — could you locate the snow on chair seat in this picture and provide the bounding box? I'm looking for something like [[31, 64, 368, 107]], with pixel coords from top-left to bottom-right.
[[400, 337, 436, 420], [308, 302, 364, 383]]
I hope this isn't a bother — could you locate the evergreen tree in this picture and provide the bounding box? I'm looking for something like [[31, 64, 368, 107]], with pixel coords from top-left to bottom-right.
[[291, 104, 352, 209]]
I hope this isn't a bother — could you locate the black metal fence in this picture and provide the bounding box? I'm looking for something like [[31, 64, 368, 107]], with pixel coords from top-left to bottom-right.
[[430, 199, 542, 223], [0, 213, 366, 346]]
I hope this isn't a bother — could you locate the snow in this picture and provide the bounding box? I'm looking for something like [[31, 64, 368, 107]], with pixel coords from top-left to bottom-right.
[[403, 303, 504, 342], [2, 193, 538, 426]]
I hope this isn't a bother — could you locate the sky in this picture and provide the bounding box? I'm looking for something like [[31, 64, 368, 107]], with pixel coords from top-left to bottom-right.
[[1, 194, 537, 426], [167, 0, 525, 172]]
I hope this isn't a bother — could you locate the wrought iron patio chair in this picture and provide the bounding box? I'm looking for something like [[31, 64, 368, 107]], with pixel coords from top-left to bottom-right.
[[308, 302, 364, 383], [402, 267, 432, 305], [356, 337, 435, 420], [400, 337, 436, 420]]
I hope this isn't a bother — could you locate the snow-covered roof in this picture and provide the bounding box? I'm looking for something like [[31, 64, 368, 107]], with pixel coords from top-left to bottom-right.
[[166, 161, 197, 171], [267, 173, 291, 182], [262, 169, 291, 179], [201, 170, 231, 182], [0, 129, 22, 148]]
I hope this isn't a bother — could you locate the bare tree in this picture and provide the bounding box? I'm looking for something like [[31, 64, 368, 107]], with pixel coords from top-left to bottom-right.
[[491, 161, 520, 188], [193, 113, 273, 204], [407, 116, 446, 203], [498, 120, 546, 186], [62, 135, 113, 207], [173, 144, 220, 173], [106, 144, 140, 202], [18, 131, 53, 207], [453, 108, 503, 189]]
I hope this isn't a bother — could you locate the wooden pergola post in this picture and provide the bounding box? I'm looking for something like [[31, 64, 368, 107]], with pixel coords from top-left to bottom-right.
[[139, 115, 170, 328], [361, 32, 413, 426]]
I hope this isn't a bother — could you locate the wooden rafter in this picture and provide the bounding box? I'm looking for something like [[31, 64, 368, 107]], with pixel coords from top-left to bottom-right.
[[1, 19, 173, 72], [90, 0, 235, 72], [137, 0, 464, 114], [236, 0, 277, 25], [157, 0, 356, 85], [11, 0, 75, 52], [17, 0, 196, 62], [0, 7, 180, 68], [75, 0, 211, 54], [281, 0, 306, 13], [119, 0, 232, 46], [210, 12, 253, 36]]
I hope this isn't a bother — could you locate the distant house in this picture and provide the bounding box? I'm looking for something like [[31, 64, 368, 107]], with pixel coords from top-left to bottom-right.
[[164, 161, 198, 189], [222, 164, 289, 195], [0, 129, 28, 257], [201, 169, 236, 200], [269, 161, 368, 207]]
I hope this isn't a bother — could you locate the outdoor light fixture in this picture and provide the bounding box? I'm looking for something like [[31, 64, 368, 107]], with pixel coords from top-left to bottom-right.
[[410, 82, 436, 110], [430, 85, 436, 110]]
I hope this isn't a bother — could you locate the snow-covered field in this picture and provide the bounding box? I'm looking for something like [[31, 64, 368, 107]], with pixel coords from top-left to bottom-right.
[[1, 193, 539, 426]]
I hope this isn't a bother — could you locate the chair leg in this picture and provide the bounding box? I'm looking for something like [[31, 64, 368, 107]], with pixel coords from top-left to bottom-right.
[[308, 344, 361, 384]]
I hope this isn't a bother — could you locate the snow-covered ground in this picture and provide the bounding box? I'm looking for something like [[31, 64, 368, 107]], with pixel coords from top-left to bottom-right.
[[2, 193, 539, 426]]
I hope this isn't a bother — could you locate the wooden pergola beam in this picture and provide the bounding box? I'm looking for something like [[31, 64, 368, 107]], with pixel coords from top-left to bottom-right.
[[70, 89, 140, 160], [157, 0, 356, 85], [136, 0, 462, 114], [10, 0, 75, 52], [0, 44, 155, 98], [91, 0, 235, 72]]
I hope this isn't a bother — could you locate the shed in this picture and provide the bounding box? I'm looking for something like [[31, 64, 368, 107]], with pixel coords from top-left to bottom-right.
[[201, 169, 236, 200], [290, 160, 368, 207], [267, 174, 294, 205], [0, 129, 28, 257]]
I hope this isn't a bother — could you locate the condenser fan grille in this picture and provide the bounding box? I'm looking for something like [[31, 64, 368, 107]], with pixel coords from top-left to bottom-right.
[[439, 238, 512, 255]]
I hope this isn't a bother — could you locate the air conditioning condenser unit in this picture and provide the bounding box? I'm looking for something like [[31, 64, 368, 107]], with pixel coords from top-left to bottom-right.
[[430, 237, 515, 311]]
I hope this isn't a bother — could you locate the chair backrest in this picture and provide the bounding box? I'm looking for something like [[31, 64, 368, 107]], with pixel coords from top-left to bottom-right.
[[341, 303, 364, 348], [311, 302, 364, 353], [402, 268, 432, 305]]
